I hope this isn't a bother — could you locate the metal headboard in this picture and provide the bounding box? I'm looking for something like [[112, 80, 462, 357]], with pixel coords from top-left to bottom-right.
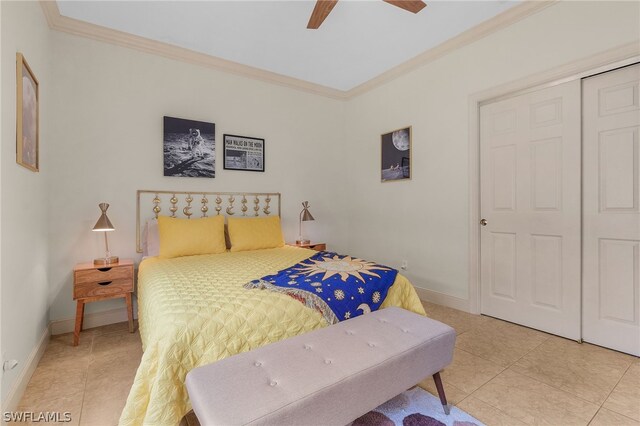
[[136, 190, 281, 253]]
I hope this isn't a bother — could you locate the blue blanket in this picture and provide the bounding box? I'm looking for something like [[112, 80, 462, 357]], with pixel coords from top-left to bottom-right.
[[244, 251, 398, 324]]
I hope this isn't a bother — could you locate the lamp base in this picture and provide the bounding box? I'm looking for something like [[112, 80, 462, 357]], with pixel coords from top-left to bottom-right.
[[94, 256, 119, 266], [295, 239, 311, 245]]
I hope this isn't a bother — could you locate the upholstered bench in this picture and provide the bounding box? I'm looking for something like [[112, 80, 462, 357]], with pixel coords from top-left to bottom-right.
[[185, 307, 456, 426]]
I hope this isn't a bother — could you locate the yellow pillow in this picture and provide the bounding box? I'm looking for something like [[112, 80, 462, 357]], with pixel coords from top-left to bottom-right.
[[228, 216, 285, 252], [158, 215, 226, 258]]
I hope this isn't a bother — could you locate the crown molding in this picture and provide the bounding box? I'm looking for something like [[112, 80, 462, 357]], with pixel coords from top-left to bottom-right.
[[40, 0, 556, 101], [345, 0, 556, 98], [39, 1, 347, 100]]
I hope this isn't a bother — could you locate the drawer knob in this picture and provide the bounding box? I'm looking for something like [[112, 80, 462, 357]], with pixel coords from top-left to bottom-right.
[[97, 267, 112, 272], [98, 281, 113, 286]]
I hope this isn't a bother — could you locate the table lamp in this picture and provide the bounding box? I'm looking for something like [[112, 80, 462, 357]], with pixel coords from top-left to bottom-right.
[[296, 201, 315, 245], [93, 202, 119, 265]]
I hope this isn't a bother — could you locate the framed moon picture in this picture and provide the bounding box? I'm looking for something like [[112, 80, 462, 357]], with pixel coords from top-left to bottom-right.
[[381, 126, 411, 182]]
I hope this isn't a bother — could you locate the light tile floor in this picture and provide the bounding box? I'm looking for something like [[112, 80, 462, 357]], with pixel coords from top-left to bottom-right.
[[16, 301, 639, 425]]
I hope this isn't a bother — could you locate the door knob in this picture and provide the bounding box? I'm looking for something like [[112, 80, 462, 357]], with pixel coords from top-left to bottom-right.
[[480, 219, 488, 226]]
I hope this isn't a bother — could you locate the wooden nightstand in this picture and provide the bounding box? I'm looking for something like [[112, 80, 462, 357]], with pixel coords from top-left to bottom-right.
[[73, 259, 134, 346], [288, 242, 327, 252]]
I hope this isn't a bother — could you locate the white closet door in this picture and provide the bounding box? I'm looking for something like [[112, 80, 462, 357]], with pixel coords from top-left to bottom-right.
[[583, 64, 640, 356], [480, 80, 581, 340]]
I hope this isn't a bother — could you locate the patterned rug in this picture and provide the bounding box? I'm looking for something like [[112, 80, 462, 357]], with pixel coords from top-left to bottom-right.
[[183, 387, 484, 426], [350, 387, 485, 426]]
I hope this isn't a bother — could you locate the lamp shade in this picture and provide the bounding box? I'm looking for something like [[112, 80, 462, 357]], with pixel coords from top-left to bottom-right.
[[301, 201, 314, 222], [92, 203, 115, 231]]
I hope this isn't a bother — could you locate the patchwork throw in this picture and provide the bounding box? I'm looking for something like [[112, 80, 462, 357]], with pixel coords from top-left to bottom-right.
[[245, 251, 398, 324]]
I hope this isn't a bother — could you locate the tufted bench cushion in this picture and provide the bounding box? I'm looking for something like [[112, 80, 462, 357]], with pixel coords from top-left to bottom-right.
[[185, 307, 456, 425]]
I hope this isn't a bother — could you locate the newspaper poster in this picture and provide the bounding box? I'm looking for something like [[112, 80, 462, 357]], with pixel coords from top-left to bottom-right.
[[223, 134, 265, 172]]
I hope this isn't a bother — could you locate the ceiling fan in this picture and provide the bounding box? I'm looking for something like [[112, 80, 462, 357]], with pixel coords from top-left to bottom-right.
[[307, 0, 427, 29]]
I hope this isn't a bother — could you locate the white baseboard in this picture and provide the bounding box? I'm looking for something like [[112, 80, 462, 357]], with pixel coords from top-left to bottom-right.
[[414, 286, 471, 313], [2, 325, 50, 414], [1, 307, 135, 416], [50, 306, 137, 336]]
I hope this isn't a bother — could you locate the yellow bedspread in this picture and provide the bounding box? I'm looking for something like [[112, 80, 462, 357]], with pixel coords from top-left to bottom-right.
[[119, 246, 425, 425]]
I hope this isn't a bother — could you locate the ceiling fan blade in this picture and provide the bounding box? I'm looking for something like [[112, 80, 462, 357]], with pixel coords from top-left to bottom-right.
[[383, 0, 427, 14], [307, 0, 339, 29]]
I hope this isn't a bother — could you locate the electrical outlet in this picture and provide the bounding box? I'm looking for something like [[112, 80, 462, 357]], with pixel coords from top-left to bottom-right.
[[401, 260, 408, 270], [3, 359, 18, 372], [2, 352, 18, 373]]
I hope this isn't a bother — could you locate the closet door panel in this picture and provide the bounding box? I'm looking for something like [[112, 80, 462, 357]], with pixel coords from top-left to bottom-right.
[[583, 63, 640, 356], [480, 80, 581, 340]]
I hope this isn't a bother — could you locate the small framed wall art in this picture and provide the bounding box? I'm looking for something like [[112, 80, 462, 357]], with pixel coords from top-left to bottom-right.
[[381, 126, 411, 182], [16, 53, 39, 172], [163, 116, 215, 178], [223, 134, 265, 172]]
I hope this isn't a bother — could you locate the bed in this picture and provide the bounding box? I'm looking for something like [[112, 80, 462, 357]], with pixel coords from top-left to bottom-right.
[[119, 191, 426, 425]]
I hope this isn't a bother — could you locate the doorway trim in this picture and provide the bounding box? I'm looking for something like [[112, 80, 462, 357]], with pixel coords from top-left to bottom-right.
[[467, 41, 640, 314]]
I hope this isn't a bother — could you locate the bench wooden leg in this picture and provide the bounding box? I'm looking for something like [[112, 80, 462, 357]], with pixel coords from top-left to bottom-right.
[[432, 372, 450, 415]]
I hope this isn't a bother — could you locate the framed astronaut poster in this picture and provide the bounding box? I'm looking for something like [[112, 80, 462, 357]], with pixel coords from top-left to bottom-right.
[[163, 116, 215, 178], [223, 134, 265, 172]]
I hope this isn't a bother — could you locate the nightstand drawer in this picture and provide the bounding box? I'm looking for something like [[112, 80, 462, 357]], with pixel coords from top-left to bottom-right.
[[287, 243, 327, 252], [74, 278, 133, 299], [75, 265, 132, 285], [72, 259, 135, 345]]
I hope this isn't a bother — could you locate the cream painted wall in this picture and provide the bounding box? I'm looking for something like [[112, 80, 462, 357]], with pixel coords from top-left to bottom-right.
[[0, 1, 51, 402], [344, 1, 640, 301], [47, 31, 348, 322]]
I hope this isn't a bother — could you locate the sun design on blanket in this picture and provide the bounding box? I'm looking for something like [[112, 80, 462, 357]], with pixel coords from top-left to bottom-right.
[[295, 254, 391, 283]]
